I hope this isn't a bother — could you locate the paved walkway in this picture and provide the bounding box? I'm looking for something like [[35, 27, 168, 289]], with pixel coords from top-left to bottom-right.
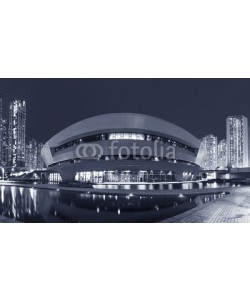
[[0, 216, 18, 223], [164, 186, 250, 223]]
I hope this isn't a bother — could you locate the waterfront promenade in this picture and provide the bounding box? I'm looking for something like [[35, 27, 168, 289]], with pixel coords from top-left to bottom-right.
[[1, 181, 250, 223], [0, 180, 234, 196], [0, 216, 17, 223], [164, 186, 250, 223]]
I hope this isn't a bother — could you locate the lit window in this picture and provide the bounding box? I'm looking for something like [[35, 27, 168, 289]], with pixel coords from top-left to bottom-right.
[[108, 133, 145, 140], [48, 173, 62, 183]]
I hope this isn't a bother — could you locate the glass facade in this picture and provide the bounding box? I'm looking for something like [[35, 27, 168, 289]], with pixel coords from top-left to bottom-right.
[[48, 173, 62, 183], [75, 170, 177, 183], [54, 132, 195, 154], [109, 133, 145, 140]]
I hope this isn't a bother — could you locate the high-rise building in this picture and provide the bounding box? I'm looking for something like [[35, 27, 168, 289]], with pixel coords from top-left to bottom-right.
[[8, 99, 26, 170], [25, 139, 38, 171], [218, 139, 227, 170], [226, 115, 248, 168], [248, 128, 250, 168], [25, 140, 44, 171], [1, 119, 10, 167], [201, 134, 218, 170], [0, 95, 3, 165], [37, 142, 44, 169]]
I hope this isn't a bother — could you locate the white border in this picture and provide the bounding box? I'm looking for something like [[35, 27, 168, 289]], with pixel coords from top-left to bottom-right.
[[1, 1, 250, 300], [1, 225, 250, 300], [1, 0, 250, 78]]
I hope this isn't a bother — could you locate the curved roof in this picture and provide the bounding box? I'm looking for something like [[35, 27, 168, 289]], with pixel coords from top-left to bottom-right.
[[46, 113, 200, 149]]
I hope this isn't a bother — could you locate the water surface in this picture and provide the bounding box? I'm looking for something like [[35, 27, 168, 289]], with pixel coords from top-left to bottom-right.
[[0, 185, 227, 222]]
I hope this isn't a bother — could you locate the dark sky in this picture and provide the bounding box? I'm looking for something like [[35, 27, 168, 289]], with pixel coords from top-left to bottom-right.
[[0, 78, 250, 142]]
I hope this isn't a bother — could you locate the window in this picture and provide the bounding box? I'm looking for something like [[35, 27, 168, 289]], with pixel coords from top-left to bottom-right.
[[108, 133, 145, 140], [48, 173, 62, 183]]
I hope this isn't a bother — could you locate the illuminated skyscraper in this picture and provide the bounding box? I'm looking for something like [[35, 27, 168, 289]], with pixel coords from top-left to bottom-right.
[[8, 99, 26, 170], [37, 142, 44, 169], [217, 139, 227, 170], [25, 139, 38, 171], [201, 134, 218, 170], [1, 119, 9, 167], [0, 95, 3, 164], [248, 129, 250, 167], [226, 115, 248, 168]]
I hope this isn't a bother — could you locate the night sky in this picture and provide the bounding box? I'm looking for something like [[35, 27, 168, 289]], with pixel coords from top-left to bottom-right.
[[0, 78, 250, 143]]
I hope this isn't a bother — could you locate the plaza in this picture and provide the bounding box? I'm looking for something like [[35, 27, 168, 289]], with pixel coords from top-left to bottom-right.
[[164, 186, 250, 223]]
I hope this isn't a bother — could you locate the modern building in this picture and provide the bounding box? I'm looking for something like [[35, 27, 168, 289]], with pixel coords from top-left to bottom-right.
[[8, 99, 26, 170], [41, 113, 205, 183], [1, 119, 9, 167], [226, 115, 248, 168], [200, 134, 218, 170], [37, 142, 44, 169], [217, 139, 227, 170], [25, 139, 38, 171], [248, 128, 250, 168], [0, 96, 3, 164]]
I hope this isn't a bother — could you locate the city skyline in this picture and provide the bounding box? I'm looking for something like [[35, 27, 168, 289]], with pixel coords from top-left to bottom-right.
[[2, 82, 250, 223], [2, 84, 250, 172], [199, 115, 250, 170], [0, 96, 43, 172], [1, 79, 250, 142]]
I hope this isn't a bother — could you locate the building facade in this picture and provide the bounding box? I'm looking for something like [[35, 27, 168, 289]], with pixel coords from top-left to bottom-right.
[[201, 134, 218, 170], [37, 142, 44, 169], [0, 96, 3, 165], [41, 113, 205, 183], [8, 99, 26, 170], [1, 119, 9, 167], [226, 115, 248, 168], [217, 139, 227, 170], [25, 139, 38, 171], [25, 140, 44, 171]]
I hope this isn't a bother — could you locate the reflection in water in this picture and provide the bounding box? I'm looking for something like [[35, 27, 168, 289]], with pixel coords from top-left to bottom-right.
[[1, 186, 5, 203], [0, 186, 53, 222], [0, 185, 229, 223], [11, 187, 16, 219], [94, 181, 233, 191]]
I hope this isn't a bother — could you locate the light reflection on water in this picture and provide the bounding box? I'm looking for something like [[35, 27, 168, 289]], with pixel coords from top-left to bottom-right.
[[0, 185, 228, 223], [94, 182, 234, 190]]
